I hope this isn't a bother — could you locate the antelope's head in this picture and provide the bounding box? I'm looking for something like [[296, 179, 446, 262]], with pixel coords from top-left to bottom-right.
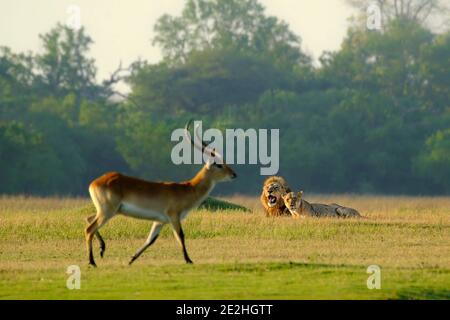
[[185, 120, 237, 182]]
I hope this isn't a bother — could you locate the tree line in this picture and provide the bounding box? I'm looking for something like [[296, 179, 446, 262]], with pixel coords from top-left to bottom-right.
[[1, 0, 449, 195]]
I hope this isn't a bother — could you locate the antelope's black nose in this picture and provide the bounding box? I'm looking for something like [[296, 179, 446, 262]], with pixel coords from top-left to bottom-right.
[[231, 173, 237, 179]]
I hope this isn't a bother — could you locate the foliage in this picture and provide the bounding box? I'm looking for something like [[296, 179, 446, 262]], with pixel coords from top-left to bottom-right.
[[153, 0, 310, 68], [1, 0, 450, 195]]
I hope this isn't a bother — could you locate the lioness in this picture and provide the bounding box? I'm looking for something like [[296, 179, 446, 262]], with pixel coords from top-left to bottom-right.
[[282, 191, 361, 218], [260, 176, 292, 217]]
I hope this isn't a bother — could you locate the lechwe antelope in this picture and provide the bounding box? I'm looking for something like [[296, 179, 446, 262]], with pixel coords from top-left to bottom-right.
[[85, 120, 237, 267]]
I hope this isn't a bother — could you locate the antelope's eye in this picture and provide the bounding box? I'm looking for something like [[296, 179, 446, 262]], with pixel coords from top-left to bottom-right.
[[215, 164, 223, 169]]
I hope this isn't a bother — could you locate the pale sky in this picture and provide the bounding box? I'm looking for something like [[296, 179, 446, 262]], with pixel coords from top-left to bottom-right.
[[0, 0, 356, 90]]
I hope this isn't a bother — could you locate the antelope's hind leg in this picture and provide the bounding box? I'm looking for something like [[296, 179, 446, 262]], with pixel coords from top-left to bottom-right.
[[86, 215, 106, 258], [85, 214, 111, 267], [171, 218, 193, 264]]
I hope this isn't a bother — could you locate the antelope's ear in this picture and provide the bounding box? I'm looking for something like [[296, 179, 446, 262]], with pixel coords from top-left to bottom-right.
[[298, 191, 304, 197]]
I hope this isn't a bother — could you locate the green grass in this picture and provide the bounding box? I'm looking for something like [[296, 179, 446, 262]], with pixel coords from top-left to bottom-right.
[[0, 195, 449, 300]]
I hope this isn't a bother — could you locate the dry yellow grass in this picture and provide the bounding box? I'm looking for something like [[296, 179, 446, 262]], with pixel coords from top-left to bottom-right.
[[0, 195, 449, 299]]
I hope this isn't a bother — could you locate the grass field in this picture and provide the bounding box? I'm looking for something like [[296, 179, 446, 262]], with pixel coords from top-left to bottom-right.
[[0, 195, 449, 300]]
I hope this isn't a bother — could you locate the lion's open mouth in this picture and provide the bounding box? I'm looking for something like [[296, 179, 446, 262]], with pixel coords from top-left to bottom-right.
[[267, 195, 277, 207]]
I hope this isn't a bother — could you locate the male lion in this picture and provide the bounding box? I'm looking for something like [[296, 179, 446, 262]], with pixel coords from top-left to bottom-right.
[[260, 176, 292, 217], [282, 191, 361, 218]]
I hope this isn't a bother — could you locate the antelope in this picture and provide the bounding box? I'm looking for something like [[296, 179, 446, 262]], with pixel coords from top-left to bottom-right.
[[85, 120, 237, 267]]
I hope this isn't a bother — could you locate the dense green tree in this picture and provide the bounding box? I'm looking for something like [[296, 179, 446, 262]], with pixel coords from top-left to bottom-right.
[[0, 47, 37, 119], [1, 1, 449, 195], [153, 0, 310, 68], [35, 23, 97, 101], [419, 31, 450, 112], [128, 48, 296, 116], [414, 128, 450, 191], [0, 23, 127, 195]]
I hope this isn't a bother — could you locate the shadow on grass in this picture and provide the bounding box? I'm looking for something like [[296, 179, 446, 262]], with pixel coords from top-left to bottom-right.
[[396, 288, 450, 300], [216, 261, 359, 273]]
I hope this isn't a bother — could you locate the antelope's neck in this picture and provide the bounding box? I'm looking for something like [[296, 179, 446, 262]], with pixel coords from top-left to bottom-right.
[[189, 167, 216, 196]]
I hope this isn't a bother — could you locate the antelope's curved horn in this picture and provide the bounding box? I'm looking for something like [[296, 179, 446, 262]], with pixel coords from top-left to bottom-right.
[[184, 120, 195, 147], [193, 123, 223, 161], [184, 120, 208, 153], [184, 120, 223, 161]]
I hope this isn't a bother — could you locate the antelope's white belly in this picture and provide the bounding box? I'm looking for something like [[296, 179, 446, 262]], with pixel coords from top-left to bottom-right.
[[180, 210, 190, 221], [120, 202, 169, 223]]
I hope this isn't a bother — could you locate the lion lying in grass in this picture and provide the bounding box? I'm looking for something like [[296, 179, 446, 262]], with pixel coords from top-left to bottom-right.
[[260, 176, 292, 217], [260, 176, 361, 218], [282, 191, 361, 218]]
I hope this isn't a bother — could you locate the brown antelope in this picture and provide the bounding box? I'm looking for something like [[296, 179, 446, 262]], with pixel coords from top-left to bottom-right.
[[85, 120, 237, 267]]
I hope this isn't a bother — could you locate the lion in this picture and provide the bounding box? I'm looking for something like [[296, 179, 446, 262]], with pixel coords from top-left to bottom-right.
[[260, 176, 292, 217], [282, 191, 361, 218]]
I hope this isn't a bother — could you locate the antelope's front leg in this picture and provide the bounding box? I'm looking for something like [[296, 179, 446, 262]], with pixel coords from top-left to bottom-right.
[[170, 217, 193, 264], [129, 221, 164, 265]]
